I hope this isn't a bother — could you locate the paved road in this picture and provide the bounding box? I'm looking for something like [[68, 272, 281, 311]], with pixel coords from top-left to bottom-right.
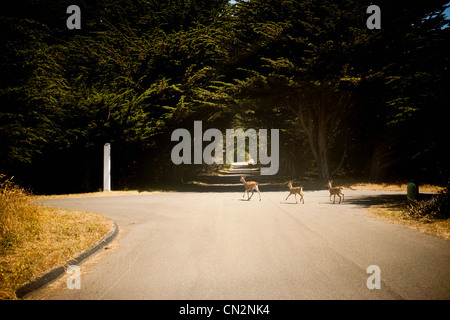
[[29, 190, 450, 300]]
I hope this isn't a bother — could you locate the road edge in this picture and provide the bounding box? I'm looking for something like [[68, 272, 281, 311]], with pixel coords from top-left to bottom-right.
[[15, 220, 119, 299]]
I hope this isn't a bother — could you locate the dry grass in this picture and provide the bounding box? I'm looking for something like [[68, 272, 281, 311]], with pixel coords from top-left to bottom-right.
[[34, 190, 149, 200], [0, 176, 112, 299], [33, 189, 176, 200], [367, 181, 450, 240], [346, 182, 443, 193], [367, 202, 450, 241]]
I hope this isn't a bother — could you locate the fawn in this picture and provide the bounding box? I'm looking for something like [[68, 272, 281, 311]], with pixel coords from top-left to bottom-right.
[[240, 176, 261, 201], [285, 180, 304, 204], [328, 180, 344, 204]]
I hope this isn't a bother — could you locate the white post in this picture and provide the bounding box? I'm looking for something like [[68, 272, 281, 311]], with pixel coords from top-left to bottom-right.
[[103, 143, 111, 192]]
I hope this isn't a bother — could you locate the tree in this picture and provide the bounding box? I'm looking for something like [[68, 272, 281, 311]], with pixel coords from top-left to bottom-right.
[[1, 0, 449, 191], [352, 0, 450, 181], [209, 0, 365, 180], [207, 0, 450, 181], [0, 0, 234, 192]]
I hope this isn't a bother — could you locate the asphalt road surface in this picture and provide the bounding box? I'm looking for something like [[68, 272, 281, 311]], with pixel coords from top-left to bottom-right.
[[28, 190, 450, 300]]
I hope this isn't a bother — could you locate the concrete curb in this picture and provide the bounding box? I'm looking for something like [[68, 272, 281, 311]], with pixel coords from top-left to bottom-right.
[[15, 220, 119, 299]]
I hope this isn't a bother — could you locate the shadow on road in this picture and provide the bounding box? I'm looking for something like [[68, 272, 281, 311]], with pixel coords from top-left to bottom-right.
[[350, 192, 437, 208], [344, 194, 406, 208], [345, 192, 436, 208], [280, 202, 304, 205]]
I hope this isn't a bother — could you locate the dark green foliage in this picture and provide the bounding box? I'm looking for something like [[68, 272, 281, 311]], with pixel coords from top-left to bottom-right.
[[0, 0, 233, 192], [222, 0, 450, 182], [0, 0, 449, 192]]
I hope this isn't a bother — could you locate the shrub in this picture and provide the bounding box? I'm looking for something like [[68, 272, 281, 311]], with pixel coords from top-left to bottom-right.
[[0, 175, 41, 254], [407, 182, 450, 219]]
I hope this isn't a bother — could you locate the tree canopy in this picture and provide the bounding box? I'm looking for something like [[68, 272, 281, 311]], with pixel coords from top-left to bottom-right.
[[1, 0, 449, 193]]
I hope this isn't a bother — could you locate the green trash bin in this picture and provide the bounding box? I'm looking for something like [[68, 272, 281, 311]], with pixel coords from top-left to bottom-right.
[[407, 182, 418, 203]]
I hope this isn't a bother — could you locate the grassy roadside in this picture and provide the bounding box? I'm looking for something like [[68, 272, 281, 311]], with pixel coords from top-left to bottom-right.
[[368, 204, 450, 240], [33, 187, 177, 200], [0, 177, 112, 299], [367, 195, 450, 241], [345, 182, 443, 193], [33, 190, 157, 200]]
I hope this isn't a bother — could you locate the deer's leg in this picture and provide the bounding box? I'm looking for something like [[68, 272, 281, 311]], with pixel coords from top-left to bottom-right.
[[256, 185, 261, 201], [294, 193, 298, 203], [286, 193, 291, 201], [338, 194, 341, 204]]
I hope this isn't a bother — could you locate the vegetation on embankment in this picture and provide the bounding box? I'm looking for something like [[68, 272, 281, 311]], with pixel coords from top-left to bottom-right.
[[0, 176, 112, 299], [367, 183, 450, 240]]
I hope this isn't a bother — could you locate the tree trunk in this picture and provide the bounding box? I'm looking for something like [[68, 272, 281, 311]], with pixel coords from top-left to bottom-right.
[[83, 160, 91, 192], [171, 164, 184, 184], [317, 101, 329, 181], [297, 99, 330, 181], [317, 151, 329, 181], [292, 86, 353, 182]]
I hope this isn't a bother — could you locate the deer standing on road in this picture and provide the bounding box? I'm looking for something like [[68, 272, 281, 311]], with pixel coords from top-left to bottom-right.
[[328, 180, 344, 204], [240, 176, 261, 201], [285, 180, 304, 204]]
